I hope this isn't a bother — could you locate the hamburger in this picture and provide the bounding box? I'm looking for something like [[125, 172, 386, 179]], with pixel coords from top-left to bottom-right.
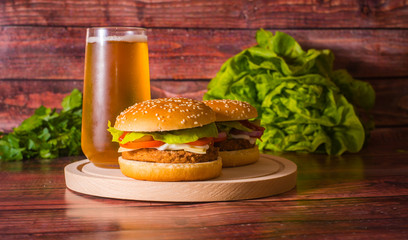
[[203, 99, 265, 167], [108, 98, 222, 181]]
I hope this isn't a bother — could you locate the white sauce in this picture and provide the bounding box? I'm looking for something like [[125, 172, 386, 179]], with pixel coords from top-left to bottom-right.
[[230, 134, 257, 144]]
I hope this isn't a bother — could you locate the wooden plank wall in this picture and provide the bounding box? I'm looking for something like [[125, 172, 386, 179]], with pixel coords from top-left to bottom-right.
[[1, 0, 408, 133]]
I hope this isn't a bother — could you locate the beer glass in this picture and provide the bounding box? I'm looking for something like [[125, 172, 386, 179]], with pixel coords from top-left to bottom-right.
[[81, 27, 151, 168]]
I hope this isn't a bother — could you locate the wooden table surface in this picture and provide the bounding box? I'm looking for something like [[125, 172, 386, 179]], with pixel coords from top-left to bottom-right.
[[1, 127, 407, 239]]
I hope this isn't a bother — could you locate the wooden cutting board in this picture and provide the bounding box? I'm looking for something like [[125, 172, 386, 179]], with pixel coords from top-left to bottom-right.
[[64, 154, 297, 202]]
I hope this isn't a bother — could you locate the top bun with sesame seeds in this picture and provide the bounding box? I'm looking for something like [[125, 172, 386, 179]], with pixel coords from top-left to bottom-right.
[[202, 99, 258, 122], [115, 98, 216, 132]]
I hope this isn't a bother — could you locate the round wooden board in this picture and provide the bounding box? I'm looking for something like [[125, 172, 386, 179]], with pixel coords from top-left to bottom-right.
[[64, 154, 297, 202]]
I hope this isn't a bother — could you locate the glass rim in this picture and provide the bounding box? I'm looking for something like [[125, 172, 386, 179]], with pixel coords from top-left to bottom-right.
[[86, 27, 147, 42]]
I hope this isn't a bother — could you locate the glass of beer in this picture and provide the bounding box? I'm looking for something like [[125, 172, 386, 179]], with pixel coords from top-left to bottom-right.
[[81, 27, 151, 168]]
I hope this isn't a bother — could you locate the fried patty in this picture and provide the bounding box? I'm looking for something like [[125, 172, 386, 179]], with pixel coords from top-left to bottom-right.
[[122, 145, 219, 163], [214, 139, 254, 151]]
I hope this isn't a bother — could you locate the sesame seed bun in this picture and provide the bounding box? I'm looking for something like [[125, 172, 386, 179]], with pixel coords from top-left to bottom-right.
[[112, 98, 221, 181], [118, 156, 222, 181], [203, 99, 260, 168], [115, 98, 216, 132], [202, 99, 258, 122], [219, 146, 259, 167]]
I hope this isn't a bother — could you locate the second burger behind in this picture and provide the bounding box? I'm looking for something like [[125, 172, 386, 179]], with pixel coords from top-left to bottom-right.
[[108, 98, 221, 181], [203, 99, 265, 167]]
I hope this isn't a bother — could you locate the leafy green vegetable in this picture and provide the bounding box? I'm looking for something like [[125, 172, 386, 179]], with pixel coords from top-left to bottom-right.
[[0, 89, 83, 161], [108, 122, 219, 144], [204, 29, 375, 155], [216, 121, 253, 134]]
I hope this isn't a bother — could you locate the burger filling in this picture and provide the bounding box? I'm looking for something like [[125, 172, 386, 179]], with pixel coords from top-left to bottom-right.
[[107, 122, 219, 163], [213, 120, 265, 151], [122, 145, 218, 163]]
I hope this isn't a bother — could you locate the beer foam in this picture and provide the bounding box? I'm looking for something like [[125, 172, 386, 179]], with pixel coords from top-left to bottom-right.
[[88, 35, 147, 43]]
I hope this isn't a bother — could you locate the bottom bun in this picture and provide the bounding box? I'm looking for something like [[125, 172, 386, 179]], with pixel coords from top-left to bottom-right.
[[220, 146, 260, 167], [118, 157, 222, 182]]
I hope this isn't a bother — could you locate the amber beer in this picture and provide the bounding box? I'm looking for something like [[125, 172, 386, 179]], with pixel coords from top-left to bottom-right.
[[81, 28, 151, 168]]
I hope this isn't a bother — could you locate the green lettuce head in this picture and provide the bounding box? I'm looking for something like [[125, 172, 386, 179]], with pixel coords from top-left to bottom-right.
[[204, 29, 375, 155]]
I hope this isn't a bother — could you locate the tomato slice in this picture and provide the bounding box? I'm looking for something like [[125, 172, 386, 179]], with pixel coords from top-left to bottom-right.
[[120, 139, 165, 149], [119, 135, 213, 149], [187, 137, 213, 146], [119, 135, 165, 149], [118, 132, 128, 142]]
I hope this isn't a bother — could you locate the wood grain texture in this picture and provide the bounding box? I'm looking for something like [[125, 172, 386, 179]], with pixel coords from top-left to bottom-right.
[[3, 219, 408, 239], [64, 155, 296, 202], [1, 77, 407, 132], [1, 0, 407, 237], [1, 195, 407, 237], [1, 0, 408, 29], [0, 127, 407, 238], [1, 27, 407, 80], [0, 79, 209, 131]]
